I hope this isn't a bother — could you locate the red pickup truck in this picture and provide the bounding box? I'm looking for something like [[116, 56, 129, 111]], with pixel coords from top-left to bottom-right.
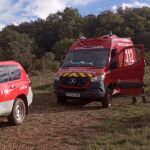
[[54, 34, 145, 108]]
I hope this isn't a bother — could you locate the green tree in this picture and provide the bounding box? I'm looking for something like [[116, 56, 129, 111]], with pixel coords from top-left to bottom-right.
[[96, 11, 124, 36], [82, 14, 97, 37], [1, 6, 150, 66], [52, 38, 74, 60], [0, 28, 33, 71], [61, 7, 82, 38]]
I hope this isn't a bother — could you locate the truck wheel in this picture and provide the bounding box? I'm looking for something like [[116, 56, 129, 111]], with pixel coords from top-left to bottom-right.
[[8, 98, 26, 125], [102, 88, 112, 108], [57, 96, 67, 104]]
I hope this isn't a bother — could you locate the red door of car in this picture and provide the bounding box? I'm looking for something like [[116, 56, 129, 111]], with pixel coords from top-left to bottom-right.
[[6, 65, 22, 100], [110, 45, 145, 96]]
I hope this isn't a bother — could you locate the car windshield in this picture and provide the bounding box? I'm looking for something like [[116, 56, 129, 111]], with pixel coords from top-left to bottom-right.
[[62, 48, 110, 68]]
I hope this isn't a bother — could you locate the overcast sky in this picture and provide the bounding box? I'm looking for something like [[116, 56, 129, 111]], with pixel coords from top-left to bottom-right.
[[0, 0, 150, 30]]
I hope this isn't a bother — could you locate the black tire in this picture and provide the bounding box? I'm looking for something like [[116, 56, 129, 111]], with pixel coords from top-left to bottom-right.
[[102, 88, 112, 108], [8, 98, 26, 125], [57, 96, 67, 104]]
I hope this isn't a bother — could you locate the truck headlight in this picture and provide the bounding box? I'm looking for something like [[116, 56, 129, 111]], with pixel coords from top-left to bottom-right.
[[91, 74, 105, 82], [54, 75, 60, 81]]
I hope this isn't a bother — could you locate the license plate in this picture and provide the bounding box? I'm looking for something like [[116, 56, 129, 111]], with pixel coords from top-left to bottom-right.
[[66, 93, 80, 98]]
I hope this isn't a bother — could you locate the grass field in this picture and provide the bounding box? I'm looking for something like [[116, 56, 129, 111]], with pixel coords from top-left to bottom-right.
[[85, 67, 150, 150], [86, 103, 150, 150], [30, 67, 150, 150]]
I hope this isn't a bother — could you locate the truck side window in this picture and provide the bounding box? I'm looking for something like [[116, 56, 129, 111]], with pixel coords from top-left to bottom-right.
[[0, 66, 9, 83], [135, 48, 142, 63], [7, 65, 21, 81], [124, 47, 142, 67]]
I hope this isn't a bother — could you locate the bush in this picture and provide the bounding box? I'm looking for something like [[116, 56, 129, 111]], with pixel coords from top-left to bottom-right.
[[30, 70, 41, 76], [0, 29, 34, 72], [52, 38, 74, 60], [30, 56, 60, 73], [31, 59, 43, 71], [49, 62, 60, 72]]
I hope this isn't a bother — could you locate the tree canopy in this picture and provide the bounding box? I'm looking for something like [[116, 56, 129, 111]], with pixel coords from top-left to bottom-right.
[[0, 7, 150, 70]]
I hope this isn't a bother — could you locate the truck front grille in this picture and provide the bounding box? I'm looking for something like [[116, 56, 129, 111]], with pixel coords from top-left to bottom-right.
[[60, 77, 89, 87]]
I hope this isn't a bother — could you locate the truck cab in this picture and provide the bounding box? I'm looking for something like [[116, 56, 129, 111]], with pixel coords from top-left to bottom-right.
[[54, 34, 145, 108]]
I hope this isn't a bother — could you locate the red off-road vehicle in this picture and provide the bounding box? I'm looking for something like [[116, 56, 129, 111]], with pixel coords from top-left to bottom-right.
[[0, 61, 33, 125]]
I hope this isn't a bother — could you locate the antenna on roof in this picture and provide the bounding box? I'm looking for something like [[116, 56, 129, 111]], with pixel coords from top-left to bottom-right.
[[109, 31, 113, 36]]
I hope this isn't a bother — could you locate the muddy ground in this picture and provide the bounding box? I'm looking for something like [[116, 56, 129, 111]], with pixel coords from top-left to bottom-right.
[[0, 92, 149, 150], [0, 71, 150, 150]]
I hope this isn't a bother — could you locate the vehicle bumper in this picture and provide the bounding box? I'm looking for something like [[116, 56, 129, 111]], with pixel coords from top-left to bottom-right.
[[27, 87, 33, 106], [54, 80, 106, 100], [0, 100, 14, 116]]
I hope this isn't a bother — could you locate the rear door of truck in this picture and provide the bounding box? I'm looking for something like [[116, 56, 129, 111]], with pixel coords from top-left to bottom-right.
[[111, 45, 145, 95]]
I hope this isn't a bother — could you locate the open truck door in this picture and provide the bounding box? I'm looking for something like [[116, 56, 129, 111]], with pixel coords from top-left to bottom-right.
[[110, 45, 145, 96]]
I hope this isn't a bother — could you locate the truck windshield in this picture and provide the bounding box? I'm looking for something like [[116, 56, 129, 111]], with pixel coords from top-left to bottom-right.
[[62, 48, 110, 68]]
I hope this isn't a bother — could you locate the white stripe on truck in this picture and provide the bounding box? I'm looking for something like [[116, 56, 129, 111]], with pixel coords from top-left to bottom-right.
[[27, 87, 33, 106], [0, 100, 14, 116]]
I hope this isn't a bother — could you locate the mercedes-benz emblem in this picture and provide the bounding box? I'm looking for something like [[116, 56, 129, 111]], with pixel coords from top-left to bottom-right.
[[69, 78, 77, 85]]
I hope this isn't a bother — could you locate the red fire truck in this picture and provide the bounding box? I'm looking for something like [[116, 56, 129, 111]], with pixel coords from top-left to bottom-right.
[[54, 34, 145, 108]]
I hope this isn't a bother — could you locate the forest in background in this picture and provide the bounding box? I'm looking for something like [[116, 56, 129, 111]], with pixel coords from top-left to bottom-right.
[[0, 7, 150, 72]]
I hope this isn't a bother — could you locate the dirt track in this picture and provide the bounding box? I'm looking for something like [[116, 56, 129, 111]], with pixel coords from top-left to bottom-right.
[[1, 89, 147, 150], [0, 69, 150, 150]]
